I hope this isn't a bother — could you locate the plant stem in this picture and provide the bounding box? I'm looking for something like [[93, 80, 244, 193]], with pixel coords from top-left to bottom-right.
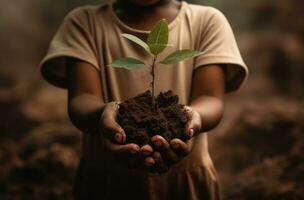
[[151, 55, 157, 111]]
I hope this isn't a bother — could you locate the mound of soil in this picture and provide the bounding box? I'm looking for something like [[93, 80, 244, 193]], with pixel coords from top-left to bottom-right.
[[117, 90, 188, 146]]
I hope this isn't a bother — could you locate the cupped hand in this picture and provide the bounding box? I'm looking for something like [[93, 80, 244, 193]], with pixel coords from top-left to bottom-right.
[[100, 102, 155, 168], [146, 106, 202, 173], [100, 102, 140, 157]]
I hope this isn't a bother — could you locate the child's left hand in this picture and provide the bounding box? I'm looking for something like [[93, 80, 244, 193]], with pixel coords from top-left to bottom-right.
[[145, 106, 202, 173]]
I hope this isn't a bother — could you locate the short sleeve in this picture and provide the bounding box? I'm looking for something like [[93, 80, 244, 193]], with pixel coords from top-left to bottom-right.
[[40, 7, 99, 88], [194, 7, 249, 92]]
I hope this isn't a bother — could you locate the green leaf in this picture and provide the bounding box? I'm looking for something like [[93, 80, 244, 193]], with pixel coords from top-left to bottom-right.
[[122, 33, 150, 53], [147, 19, 169, 55], [160, 49, 203, 64], [108, 58, 146, 70]]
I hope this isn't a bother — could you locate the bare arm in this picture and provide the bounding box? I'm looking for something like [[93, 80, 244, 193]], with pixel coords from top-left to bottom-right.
[[66, 58, 142, 157], [188, 64, 225, 133], [66, 58, 105, 133]]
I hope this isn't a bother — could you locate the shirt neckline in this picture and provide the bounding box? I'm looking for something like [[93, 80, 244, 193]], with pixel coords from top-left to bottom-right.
[[108, 0, 188, 35]]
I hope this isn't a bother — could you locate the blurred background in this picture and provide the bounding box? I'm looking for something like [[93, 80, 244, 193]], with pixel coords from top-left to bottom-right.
[[0, 0, 303, 199]]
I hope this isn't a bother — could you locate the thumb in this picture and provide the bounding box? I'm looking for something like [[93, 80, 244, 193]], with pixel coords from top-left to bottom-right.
[[100, 102, 126, 144], [184, 107, 202, 139]]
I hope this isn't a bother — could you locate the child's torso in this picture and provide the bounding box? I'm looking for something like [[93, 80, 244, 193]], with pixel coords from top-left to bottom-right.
[[74, 3, 220, 199], [79, 1, 206, 104]]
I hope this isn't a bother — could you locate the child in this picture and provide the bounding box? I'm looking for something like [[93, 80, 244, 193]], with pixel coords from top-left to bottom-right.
[[40, 0, 248, 199]]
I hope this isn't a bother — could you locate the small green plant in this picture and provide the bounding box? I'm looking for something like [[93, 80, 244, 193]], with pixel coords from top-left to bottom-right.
[[108, 19, 203, 111]]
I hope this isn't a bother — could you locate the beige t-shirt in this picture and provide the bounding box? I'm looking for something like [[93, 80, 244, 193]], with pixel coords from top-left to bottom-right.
[[40, 1, 248, 199]]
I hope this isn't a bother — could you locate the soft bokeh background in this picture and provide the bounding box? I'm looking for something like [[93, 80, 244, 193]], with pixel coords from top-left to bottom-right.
[[0, 0, 303, 199]]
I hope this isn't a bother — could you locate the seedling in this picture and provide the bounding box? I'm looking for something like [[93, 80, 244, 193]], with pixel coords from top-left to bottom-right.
[[108, 19, 203, 111]]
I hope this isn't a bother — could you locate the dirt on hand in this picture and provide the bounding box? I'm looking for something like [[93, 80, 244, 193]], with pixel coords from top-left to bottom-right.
[[117, 90, 188, 146]]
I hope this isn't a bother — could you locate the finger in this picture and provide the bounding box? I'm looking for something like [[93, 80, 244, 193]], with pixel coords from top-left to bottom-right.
[[101, 105, 126, 144], [183, 107, 201, 139], [104, 139, 140, 156], [152, 151, 165, 167], [144, 156, 155, 167], [151, 135, 179, 165], [152, 151, 169, 173], [151, 135, 170, 151], [102, 118, 126, 144], [152, 151, 162, 162], [140, 145, 153, 157], [170, 138, 190, 157]]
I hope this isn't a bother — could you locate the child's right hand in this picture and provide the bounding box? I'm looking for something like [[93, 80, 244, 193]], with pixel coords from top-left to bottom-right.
[[99, 102, 155, 168], [100, 102, 140, 155]]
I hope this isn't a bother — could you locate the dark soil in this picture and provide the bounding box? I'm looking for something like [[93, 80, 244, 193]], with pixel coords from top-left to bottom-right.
[[117, 90, 188, 146]]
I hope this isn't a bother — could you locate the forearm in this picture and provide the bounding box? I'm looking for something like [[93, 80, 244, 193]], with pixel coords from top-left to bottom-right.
[[189, 96, 224, 133], [68, 93, 106, 133]]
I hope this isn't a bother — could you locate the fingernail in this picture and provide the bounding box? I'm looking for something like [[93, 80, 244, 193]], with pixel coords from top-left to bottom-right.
[[153, 153, 160, 161], [153, 140, 162, 147], [189, 129, 194, 138], [115, 133, 122, 143], [141, 147, 152, 155], [171, 142, 179, 149], [131, 146, 140, 154], [145, 162, 154, 167], [145, 158, 155, 167], [130, 149, 138, 154]]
